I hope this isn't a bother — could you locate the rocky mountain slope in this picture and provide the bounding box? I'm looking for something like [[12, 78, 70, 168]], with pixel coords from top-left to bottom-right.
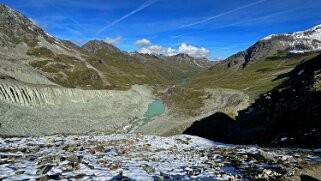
[[0, 4, 108, 89], [167, 53, 213, 68], [223, 24, 321, 68], [238, 52, 321, 147], [185, 53, 321, 148], [82, 40, 123, 55]]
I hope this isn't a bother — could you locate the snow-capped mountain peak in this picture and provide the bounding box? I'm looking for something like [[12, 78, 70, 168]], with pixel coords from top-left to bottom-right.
[[225, 24, 321, 69], [262, 24, 321, 52]]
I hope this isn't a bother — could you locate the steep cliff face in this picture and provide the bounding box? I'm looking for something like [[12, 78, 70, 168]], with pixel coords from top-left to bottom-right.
[[0, 79, 136, 106]]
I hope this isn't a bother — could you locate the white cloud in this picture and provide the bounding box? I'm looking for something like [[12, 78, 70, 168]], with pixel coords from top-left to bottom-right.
[[167, 47, 178, 56], [178, 43, 210, 57], [139, 43, 210, 57], [140, 45, 168, 55], [104, 36, 123, 45], [135, 38, 152, 47]]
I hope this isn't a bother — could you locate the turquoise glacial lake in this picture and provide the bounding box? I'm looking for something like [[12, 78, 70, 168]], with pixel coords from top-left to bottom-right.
[[144, 100, 165, 117]]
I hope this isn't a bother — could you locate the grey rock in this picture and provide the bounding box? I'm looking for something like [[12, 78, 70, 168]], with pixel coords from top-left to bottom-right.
[[142, 164, 155, 174], [247, 151, 276, 163], [160, 171, 171, 179], [14, 170, 25, 175], [112, 172, 130, 180], [66, 155, 81, 163], [37, 165, 53, 175]]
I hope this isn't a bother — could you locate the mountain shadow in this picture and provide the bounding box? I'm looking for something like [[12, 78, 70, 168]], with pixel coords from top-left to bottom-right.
[[184, 53, 321, 148], [184, 112, 266, 145], [300, 175, 321, 181]]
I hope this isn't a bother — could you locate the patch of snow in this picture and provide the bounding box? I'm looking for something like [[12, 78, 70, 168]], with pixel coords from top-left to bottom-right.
[[313, 148, 321, 152], [262, 34, 277, 40], [289, 50, 306, 54], [281, 137, 288, 142], [45, 32, 55, 39], [192, 59, 203, 68]]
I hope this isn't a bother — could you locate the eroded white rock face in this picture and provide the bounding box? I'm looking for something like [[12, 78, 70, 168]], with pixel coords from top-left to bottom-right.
[[0, 80, 146, 107], [0, 80, 154, 136]]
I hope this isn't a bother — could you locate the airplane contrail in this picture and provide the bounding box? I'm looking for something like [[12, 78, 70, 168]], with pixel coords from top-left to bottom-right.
[[95, 0, 159, 37], [180, 0, 267, 28]]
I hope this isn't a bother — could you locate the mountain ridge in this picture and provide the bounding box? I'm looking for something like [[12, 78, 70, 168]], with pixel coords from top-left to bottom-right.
[[82, 40, 123, 55], [222, 24, 321, 69]]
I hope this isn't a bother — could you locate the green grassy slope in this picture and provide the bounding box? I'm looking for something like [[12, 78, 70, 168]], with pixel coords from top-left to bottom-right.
[[164, 51, 320, 116], [189, 51, 320, 98], [27, 47, 107, 89]]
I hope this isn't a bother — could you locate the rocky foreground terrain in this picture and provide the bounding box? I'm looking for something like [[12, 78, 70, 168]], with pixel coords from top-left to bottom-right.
[[1, 134, 321, 181]]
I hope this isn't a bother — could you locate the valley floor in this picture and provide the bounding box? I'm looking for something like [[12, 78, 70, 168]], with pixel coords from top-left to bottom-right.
[[1, 134, 321, 181]]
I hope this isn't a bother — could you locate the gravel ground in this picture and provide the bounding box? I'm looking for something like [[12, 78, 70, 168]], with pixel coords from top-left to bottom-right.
[[1, 134, 321, 181]]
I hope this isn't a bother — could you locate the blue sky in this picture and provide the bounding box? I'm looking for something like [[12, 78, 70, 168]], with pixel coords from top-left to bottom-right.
[[2, 0, 321, 59]]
